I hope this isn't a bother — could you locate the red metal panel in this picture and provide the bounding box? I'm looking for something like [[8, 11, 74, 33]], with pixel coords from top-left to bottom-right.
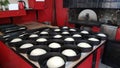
[[28, 0, 45, 9], [0, 18, 10, 24], [37, 0, 53, 24], [0, 41, 32, 68], [55, 0, 75, 27], [92, 26, 100, 32], [77, 54, 93, 68], [13, 10, 37, 24], [0, 10, 26, 18], [115, 27, 120, 41], [95, 45, 104, 68]]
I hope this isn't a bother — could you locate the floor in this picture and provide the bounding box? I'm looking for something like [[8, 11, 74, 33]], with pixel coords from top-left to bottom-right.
[[99, 62, 112, 68]]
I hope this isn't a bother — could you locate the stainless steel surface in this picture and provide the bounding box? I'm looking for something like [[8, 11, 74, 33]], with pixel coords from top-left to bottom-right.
[[101, 24, 118, 40], [78, 9, 97, 21]]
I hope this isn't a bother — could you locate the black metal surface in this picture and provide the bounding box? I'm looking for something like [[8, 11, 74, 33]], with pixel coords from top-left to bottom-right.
[[63, 0, 120, 9], [92, 51, 97, 68], [102, 40, 120, 68], [69, 20, 102, 26]]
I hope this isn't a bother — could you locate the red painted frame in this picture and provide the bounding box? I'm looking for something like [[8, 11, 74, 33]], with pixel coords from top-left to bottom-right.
[[0, 41, 32, 68]]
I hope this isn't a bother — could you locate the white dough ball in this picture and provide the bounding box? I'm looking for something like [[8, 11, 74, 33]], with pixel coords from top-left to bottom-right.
[[97, 33, 106, 37], [62, 32, 69, 34], [69, 29, 76, 31], [54, 29, 61, 31], [30, 48, 47, 56], [77, 42, 91, 48], [54, 35, 62, 38], [88, 38, 99, 41], [81, 30, 89, 34], [48, 43, 61, 48], [36, 38, 47, 42], [40, 31, 48, 34], [63, 26, 68, 29], [73, 34, 82, 37], [64, 38, 74, 41], [11, 38, 22, 43], [62, 49, 77, 57], [20, 43, 33, 49], [29, 34, 38, 38], [47, 56, 65, 68]]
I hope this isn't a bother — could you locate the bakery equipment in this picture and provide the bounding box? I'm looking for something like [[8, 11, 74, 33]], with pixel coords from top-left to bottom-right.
[[78, 9, 97, 21], [1, 26, 106, 68]]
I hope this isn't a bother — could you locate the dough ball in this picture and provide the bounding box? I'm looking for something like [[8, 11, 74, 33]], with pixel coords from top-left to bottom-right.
[[20, 43, 33, 49], [73, 34, 82, 37], [47, 56, 65, 68], [88, 38, 99, 41], [11, 38, 22, 43], [29, 34, 38, 38], [54, 35, 62, 38], [81, 30, 89, 34], [77, 42, 91, 48], [62, 49, 77, 57], [48, 43, 61, 48], [30, 48, 47, 56], [64, 38, 74, 41], [36, 38, 47, 42]]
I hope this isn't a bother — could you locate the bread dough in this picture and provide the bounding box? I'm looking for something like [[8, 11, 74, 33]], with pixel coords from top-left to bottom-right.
[[69, 29, 76, 31], [97, 33, 106, 37], [48, 43, 61, 48], [54, 35, 62, 38], [62, 49, 77, 56], [40, 31, 48, 34], [29, 34, 38, 38], [11, 38, 22, 43], [81, 30, 89, 34], [77, 42, 91, 48], [73, 34, 82, 37], [64, 38, 74, 41], [47, 56, 65, 68], [88, 38, 99, 41], [54, 29, 61, 31], [30, 48, 47, 56], [36, 38, 47, 42], [20, 43, 33, 49], [62, 32, 69, 34]]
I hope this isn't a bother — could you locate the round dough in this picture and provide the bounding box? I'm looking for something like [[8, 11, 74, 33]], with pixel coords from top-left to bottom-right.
[[54, 29, 61, 31], [62, 32, 69, 34], [30, 48, 47, 56], [54, 35, 62, 38], [40, 31, 48, 34], [62, 49, 77, 57], [20, 43, 33, 49], [77, 42, 91, 48], [97, 33, 106, 37], [64, 38, 74, 41], [88, 38, 99, 41], [49, 43, 61, 48], [29, 34, 38, 38], [81, 30, 89, 34], [36, 38, 47, 42], [73, 34, 82, 37], [47, 56, 65, 68], [11, 38, 22, 43], [63, 26, 68, 29], [69, 29, 76, 31]]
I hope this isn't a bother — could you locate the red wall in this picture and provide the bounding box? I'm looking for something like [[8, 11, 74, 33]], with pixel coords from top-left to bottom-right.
[[55, 0, 74, 27], [0, 0, 73, 27], [0, 18, 10, 24], [13, 10, 37, 24], [37, 0, 54, 25]]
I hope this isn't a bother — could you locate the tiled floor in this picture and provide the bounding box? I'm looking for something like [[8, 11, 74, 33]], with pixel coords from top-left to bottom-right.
[[99, 62, 112, 68]]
